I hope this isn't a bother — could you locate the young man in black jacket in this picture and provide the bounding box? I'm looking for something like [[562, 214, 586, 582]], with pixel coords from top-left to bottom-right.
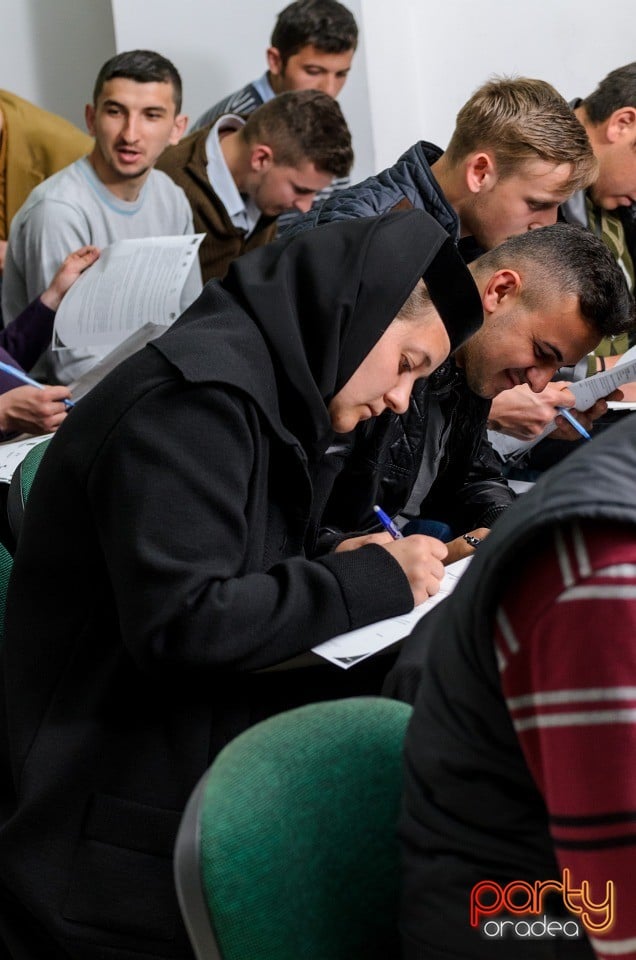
[[320, 225, 633, 565]]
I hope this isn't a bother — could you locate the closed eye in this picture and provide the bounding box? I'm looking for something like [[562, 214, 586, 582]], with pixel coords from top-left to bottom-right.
[[534, 340, 563, 365], [527, 200, 558, 212]]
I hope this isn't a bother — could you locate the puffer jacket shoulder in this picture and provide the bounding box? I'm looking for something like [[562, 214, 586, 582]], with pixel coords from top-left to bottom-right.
[[282, 141, 459, 238]]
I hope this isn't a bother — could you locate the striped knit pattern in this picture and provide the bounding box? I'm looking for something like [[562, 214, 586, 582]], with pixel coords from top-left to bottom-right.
[[495, 521, 636, 959], [192, 84, 265, 131]]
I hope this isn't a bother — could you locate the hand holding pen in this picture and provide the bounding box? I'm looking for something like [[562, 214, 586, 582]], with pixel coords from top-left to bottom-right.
[[555, 406, 592, 442], [0, 361, 74, 436], [373, 503, 447, 605], [0, 361, 74, 410]]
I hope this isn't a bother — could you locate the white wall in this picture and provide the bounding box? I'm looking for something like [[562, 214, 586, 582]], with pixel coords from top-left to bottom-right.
[[362, 0, 636, 170], [110, 0, 375, 183], [1, 0, 635, 179], [0, 0, 116, 129]]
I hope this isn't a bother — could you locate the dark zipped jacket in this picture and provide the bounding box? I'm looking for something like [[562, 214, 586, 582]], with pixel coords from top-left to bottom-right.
[[389, 416, 636, 959], [320, 359, 514, 548]]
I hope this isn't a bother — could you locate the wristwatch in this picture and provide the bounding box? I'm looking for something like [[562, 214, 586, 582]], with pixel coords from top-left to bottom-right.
[[462, 533, 482, 549]]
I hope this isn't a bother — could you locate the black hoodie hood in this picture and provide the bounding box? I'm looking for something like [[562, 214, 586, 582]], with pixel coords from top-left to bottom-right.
[[156, 210, 483, 453]]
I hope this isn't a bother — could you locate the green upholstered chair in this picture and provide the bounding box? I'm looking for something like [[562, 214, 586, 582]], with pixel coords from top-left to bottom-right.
[[6, 438, 51, 542], [0, 540, 13, 642], [174, 696, 412, 960]]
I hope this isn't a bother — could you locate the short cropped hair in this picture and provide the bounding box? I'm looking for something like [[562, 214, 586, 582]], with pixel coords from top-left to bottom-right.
[[396, 279, 432, 321], [93, 50, 183, 113], [271, 0, 358, 64], [445, 77, 597, 195], [241, 89, 353, 178], [583, 62, 636, 124], [472, 223, 635, 340]]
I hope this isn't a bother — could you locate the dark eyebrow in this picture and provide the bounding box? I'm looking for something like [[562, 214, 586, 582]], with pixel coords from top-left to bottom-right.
[[101, 99, 167, 114]]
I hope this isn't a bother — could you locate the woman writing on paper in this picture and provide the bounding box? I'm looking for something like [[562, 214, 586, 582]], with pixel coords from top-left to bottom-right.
[[0, 211, 482, 960]]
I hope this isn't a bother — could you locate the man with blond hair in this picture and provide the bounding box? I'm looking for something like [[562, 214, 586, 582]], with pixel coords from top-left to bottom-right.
[[284, 76, 596, 248], [157, 89, 352, 281], [488, 62, 636, 460]]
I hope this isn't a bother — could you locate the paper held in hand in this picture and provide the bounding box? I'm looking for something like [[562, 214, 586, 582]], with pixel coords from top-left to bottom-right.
[[52, 235, 204, 352], [490, 354, 636, 461]]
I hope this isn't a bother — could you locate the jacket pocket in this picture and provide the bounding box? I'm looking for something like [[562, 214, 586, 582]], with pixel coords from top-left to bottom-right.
[[62, 792, 182, 942]]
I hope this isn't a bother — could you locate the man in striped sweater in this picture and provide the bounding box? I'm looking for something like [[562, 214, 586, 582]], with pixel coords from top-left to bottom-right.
[[192, 0, 357, 229], [390, 413, 636, 959]]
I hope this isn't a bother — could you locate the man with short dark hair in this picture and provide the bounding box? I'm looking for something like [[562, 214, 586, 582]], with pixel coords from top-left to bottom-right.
[[193, 0, 357, 128], [321, 225, 634, 566], [157, 89, 353, 281], [192, 0, 357, 227], [2, 50, 201, 384], [565, 62, 636, 286]]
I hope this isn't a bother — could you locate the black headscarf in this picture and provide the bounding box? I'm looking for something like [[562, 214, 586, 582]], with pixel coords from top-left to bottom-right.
[[224, 210, 481, 436], [158, 210, 482, 453]]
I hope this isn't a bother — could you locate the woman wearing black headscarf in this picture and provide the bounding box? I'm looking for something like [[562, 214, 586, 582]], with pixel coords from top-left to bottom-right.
[[0, 211, 482, 960]]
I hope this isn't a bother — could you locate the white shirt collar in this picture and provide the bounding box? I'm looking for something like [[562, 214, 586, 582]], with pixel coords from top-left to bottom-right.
[[205, 114, 261, 236]]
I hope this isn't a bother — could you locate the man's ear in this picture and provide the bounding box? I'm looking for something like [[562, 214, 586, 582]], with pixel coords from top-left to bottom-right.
[[250, 144, 274, 172], [606, 106, 636, 143], [168, 113, 188, 146], [465, 152, 497, 194], [85, 103, 96, 136], [267, 46, 284, 77], [481, 269, 522, 313]]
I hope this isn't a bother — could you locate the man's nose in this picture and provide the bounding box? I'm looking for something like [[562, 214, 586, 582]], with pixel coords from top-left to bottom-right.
[[314, 75, 339, 99], [528, 209, 558, 230], [122, 115, 140, 141], [293, 195, 315, 213], [525, 364, 557, 393]]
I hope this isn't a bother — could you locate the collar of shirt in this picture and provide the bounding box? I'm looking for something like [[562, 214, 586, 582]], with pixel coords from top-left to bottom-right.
[[205, 114, 261, 237], [252, 72, 277, 104]]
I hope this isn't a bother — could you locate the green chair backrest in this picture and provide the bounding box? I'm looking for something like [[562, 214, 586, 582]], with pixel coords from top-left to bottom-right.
[[175, 696, 412, 960], [6, 438, 51, 542], [0, 541, 13, 644]]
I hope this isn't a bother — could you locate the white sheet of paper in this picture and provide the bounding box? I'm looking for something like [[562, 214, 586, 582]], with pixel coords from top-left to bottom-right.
[[607, 400, 636, 411], [53, 235, 204, 350], [312, 557, 471, 669], [568, 357, 636, 410], [0, 434, 53, 484]]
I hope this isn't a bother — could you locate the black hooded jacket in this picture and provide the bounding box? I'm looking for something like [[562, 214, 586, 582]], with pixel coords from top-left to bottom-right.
[[0, 211, 482, 960]]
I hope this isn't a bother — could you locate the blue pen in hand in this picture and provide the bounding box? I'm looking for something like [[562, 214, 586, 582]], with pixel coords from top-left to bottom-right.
[[0, 360, 75, 409], [556, 406, 591, 442], [373, 504, 404, 540]]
